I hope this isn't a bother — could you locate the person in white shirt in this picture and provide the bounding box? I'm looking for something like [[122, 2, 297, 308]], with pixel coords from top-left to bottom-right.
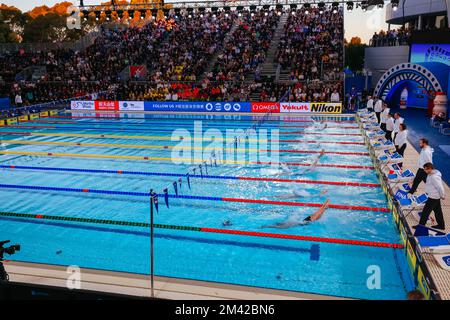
[[385, 113, 394, 141], [393, 112, 404, 141], [15, 93, 23, 107], [394, 123, 408, 167], [330, 90, 340, 103], [413, 163, 446, 230], [374, 97, 383, 123], [366, 96, 374, 111], [409, 138, 434, 194], [380, 103, 390, 131]]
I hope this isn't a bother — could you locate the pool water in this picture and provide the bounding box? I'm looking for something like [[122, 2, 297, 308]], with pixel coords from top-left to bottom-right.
[[0, 112, 414, 299]]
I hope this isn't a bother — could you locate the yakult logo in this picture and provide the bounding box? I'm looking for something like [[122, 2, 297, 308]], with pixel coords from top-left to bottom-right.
[[280, 103, 310, 113]]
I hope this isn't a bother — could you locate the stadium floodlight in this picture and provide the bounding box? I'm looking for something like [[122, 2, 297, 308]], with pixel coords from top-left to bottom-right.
[[391, 0, 399, 11], [332, 2, 339, 13], [361, 1, 369, 11], [346, 1, 354, 11], [303, 3, 310, 14], [318, 2, 325, 14], [82, 10, 89, 21]]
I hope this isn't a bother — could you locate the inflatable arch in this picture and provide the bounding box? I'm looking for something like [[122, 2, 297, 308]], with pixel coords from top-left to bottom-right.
[[373, 62, 448, 100]]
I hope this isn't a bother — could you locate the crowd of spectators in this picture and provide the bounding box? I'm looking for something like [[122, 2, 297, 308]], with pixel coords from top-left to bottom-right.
[[1, 8, 344, 109], [369, 28, 410, 47], [277, 7, 343, 82], [206, 9, 279, 82]]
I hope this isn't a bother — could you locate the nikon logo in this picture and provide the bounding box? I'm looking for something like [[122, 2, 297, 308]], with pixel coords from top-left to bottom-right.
[[311, 103, 342, 113]]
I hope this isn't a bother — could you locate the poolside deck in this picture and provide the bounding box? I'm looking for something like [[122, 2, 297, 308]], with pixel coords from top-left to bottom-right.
[[3, 261, 349, 300], [386, 141, 450, 300]]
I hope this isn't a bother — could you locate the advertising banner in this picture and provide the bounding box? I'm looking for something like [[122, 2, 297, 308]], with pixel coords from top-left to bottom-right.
[[18, 115, 29, 122], [6, 117, 17, 125], [280, 102, 311, 113], [95, 100, 119, 111], [71, 101, 95, 111], [0, 120, 4, 126], [251, 102, 280, 113], [144, 101, 251, 113], [119, 101, 145, 111], [310, 103, 343, 114]]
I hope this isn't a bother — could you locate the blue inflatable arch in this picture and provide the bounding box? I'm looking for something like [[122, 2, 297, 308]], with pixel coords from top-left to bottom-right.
[[373, 62, 449, 101]]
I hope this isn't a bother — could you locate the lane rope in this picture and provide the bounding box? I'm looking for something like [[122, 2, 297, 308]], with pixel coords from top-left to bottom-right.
[[6, 124, 363, 136], [0, 211, 403, 249], [0, 150, 376, 170], [0, 183, 389, 212], [0, 165, 381, 188], [0, 131, 365, 145], [0, 139, 370, 157]]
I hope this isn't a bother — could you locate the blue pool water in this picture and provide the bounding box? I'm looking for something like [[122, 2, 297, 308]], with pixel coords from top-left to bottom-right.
[[0, 112, 414, 299]]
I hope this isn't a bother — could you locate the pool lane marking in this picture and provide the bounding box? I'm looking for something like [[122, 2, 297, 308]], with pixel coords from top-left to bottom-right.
[[0, 212, 403, 249], [29, 119, 360, 130], [5, 125, 363, 137], [52, 115, 357, 124], [0, 131, 366, 145], [0, 183, 389, 212], [0, 150, 375, 170], [0, 165, 381, 188], [0, 139, 370, 157]]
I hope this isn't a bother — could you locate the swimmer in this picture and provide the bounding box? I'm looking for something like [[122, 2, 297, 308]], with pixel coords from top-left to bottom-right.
[[301, 149, 325, 174], [279, 162, 293, 175], [274, 187, 328, 199], [261, 199, 330, 229], [222, 220, 233, 227]]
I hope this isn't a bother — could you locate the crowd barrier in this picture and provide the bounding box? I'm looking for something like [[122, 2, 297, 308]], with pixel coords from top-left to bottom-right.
[[70, 101, 343, 114], [356, 114, 441, 300]]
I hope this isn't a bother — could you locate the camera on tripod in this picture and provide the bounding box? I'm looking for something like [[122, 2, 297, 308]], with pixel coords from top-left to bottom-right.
[[0, 240, 20, 260], [0, 240, 20, 282]]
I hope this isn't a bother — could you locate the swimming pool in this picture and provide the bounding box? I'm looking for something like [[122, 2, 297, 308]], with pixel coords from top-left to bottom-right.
[[0, 112, 414, 299]]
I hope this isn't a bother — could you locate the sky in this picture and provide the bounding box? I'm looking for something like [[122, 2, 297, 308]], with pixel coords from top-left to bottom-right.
[[3, 1, 389, 44]]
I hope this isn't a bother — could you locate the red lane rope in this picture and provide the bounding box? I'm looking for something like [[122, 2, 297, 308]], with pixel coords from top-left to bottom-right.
[[52, 115, 357, 124], [268, 149, 369, 156], [221, 198, 390, 213], [200, 228, 404, 248], [280, 131, 362, 136], [280, 125, 359, 129], [256, 161, 374, 170], [277, 139, 365, 145], [0, 131, 365, 145], [237, 177, 380, 188], [0, 131, 32, 136], [7, 125, 56, 129]]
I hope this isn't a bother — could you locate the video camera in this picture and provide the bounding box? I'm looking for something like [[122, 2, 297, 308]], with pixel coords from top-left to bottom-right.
[[0, 240, 20, 260]]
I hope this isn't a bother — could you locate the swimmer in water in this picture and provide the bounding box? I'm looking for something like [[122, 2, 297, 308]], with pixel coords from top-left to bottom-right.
[[274, 187, 328, 199], [222, 220, 233, 227], [261, 199, 330, 229], [301, 149, 325, 174]]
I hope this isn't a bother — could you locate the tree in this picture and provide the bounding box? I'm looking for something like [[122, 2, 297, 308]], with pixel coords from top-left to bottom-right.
[[23, 13, 67, 43], [345, 42, 367, 72]]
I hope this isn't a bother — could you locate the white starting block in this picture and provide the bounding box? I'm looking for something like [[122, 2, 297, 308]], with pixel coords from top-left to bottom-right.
[[397, 192, 428, 217], [415, 228, 450, 271], [367, 130, 386, 139]]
